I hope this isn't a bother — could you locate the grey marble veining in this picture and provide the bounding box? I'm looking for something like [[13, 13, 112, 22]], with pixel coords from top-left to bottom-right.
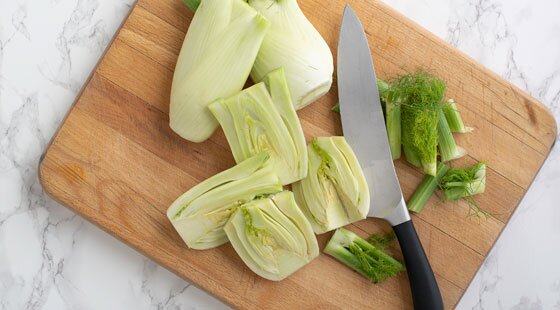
[[0, 0, 559, 309]]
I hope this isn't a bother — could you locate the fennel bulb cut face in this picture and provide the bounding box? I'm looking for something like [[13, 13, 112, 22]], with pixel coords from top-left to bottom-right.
[[209, 68, 307, 185], [170, 0, 270, 142], [224, 191, 319, 281], [293, 137, 370, 234], [167, 153, 282, 250], [247, 0, 334, 110]]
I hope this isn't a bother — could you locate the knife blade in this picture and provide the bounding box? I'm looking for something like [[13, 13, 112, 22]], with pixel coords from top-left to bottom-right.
[[337, 5, 443, 310], [337, 3, 408, 226]]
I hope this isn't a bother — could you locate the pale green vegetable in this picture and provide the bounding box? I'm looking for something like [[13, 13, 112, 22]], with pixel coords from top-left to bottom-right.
[[182, 0, 201, 11], [224, 191, 319, 281], [324, 228, 404, 283], [167, 153, 282, 250], [293, 137, 370, 234], [440, 162, 487, 201], [407, 162, 449, 213], [247, 0, 334, 109], [394, 71, 446, 176], [437, 109, 466, 162], [385, 94, 402, 160], [170, 0, 269, 142], [209, 68, 307, 185], [442, 99, 473, 133]]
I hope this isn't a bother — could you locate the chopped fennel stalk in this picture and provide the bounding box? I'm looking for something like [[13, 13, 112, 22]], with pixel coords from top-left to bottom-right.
[[440, 162, 486, 200], [440, 163, 488, 218], [385, 97, 401, 160], [248, 0, 334, 109], [166, 153, 282, 250], [324, 228, 404, 283], [169, 0, 269, 142], [209, 68, 307, 185], [437, 109, 466, 162], [332, 101, 340, 112], [442, 99, 473, 133], [292, 137, 369, 234], [182, 0, 201, 11], [377, 79, 390, 99], [390, 71, 446, 176], [224, 191, 319, 281], [402, 130, 421, 167], [407, 162, 449, 213], [367, 231, 396, 250]]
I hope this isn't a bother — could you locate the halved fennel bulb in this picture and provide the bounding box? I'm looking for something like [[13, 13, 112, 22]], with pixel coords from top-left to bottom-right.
[[247, 0, 334, 110], [170, 0, 269, 142], [209, 68, 307, 185], [224, 191, 319, 281], [167, 153, 282, 250], [292, 137, 370, 234]]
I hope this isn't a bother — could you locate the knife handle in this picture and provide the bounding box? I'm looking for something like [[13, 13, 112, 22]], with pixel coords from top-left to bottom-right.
[[393, 220, 444, 310]]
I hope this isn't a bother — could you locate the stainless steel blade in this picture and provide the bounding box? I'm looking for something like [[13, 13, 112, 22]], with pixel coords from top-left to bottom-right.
[[337, 5, 410, 225]]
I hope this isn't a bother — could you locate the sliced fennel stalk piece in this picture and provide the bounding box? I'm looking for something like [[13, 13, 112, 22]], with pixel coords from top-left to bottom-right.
[[224, 191, 319, 281], [440, 162, 487, 201], [170, 0, 269, 142], [407, 162, 449, 213], [209, 68, 307, 185], [437, 109, 466, 162], [293, 137, 369, 234], [442, 99, 473, 133], [247, 0, 334, 109], [324, 228, 404, 283], [395, 72, 446, 176], [167, 153, 282, 250]]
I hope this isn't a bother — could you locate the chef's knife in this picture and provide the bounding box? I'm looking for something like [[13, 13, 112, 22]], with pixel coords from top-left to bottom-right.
[[337, 5, 444, 310]]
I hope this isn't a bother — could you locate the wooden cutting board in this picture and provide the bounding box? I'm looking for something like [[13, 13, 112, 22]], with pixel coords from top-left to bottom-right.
[[39, 0, 557, 308]]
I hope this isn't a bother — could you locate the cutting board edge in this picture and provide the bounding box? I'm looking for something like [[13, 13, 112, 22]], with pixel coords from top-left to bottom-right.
[[38, 0, 140, 164], [372, 0, 558, 147], [37, 0, 559, 308], [36, 163, 253, 310], [37, 136, 558, 310]]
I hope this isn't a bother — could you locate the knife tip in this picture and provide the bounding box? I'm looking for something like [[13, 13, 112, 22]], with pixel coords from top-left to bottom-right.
[[342, 4, 356, 21]]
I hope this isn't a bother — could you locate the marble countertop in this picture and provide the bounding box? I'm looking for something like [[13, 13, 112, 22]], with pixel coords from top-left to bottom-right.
[[1, 0, 559, 309]]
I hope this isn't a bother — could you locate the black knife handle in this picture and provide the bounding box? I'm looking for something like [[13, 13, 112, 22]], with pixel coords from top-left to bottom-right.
[[393, 220, 444, 310]]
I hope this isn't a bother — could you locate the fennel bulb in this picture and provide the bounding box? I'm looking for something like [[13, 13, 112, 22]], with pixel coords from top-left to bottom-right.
[[292, 137, 370, 234], [247, 0, 334, 109], [209, 68, 307, 185], [167, 153, 282, 250], [224, 191, 319, 281], [170, 0, 269, 142]]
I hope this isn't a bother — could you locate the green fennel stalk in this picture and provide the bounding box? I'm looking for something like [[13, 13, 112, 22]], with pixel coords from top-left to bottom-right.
[[390, 71, 446, 176], [324, 228, 404, 283], [442, 99, 473, 133], [437, 109, 466, 162], [407, 162, 449, 213]]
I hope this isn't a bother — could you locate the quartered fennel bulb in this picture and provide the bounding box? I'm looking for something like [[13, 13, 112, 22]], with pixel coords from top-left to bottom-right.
[[292, 137, 370, 234], [209, 68, 307, 185], [170, 0, 269, 142], [247, 0, 334, 110], [167, 153, 282, 250], [224, 191, 319, 281]]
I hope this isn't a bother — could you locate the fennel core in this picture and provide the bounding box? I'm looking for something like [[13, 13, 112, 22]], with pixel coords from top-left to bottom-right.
[[293, 137, 369, 234], [224, 191, 319, 281]]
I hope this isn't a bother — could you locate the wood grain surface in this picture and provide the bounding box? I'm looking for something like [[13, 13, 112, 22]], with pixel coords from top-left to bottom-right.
[[39, 0, 557, 308]]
